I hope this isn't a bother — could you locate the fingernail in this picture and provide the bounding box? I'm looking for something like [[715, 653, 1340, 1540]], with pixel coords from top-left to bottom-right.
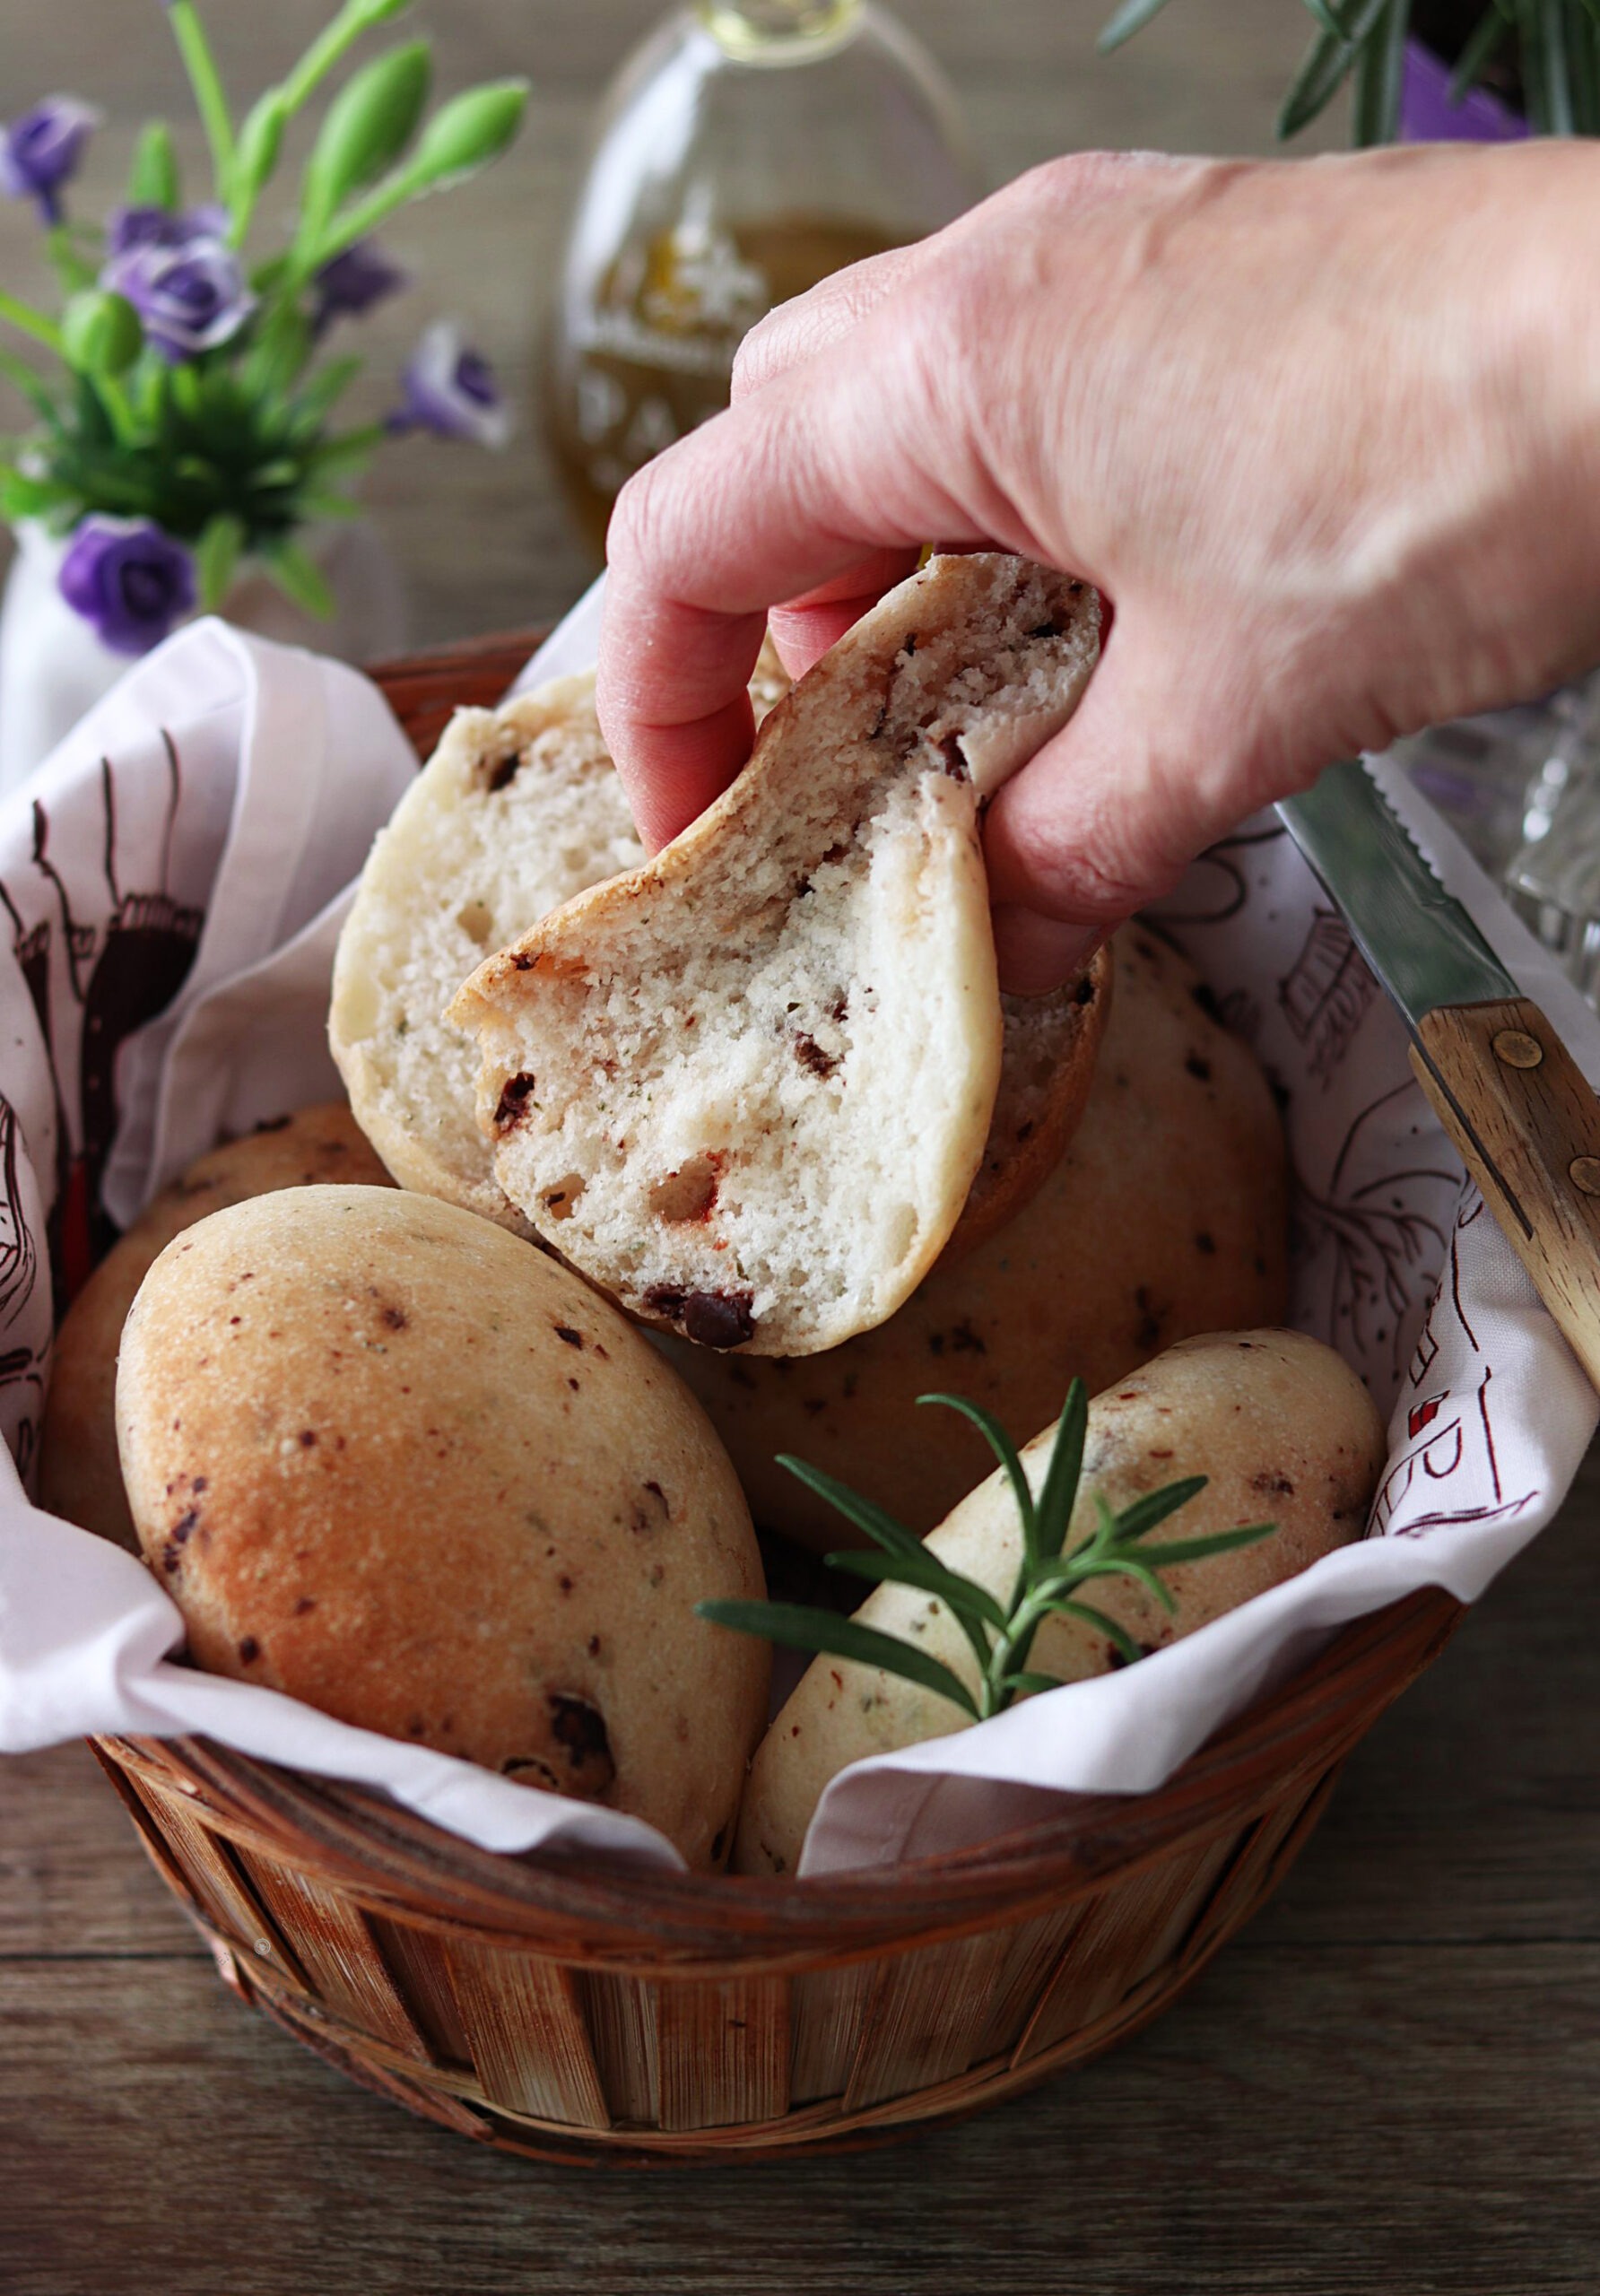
[[991, 907, 1105, 997]]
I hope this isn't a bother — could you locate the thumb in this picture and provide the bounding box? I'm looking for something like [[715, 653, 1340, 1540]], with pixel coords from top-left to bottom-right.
[[983, 618, 1262, 992]]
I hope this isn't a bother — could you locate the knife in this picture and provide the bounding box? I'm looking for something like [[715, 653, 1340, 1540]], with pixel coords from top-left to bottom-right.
[[1279, 757, 1600, 1394]]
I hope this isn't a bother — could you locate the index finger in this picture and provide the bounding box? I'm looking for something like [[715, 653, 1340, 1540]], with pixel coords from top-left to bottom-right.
[[596, 326, 1005, 849]]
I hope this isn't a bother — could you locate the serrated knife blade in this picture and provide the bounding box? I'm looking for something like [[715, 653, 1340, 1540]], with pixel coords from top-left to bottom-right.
[[1279, 758, 1600, 1395]]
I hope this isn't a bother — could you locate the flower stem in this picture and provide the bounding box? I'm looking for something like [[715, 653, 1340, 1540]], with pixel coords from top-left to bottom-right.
[[0, 291, 64, 355], [166, 1, 238, 202], [281, 0, 404, 116]]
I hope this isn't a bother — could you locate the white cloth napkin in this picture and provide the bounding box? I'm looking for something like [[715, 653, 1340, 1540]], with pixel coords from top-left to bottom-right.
[[0, 595, 1595, 1879]]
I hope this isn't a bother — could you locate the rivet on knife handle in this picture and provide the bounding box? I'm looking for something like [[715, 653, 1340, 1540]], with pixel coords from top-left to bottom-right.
[[1410, 996, 1600, 1388]]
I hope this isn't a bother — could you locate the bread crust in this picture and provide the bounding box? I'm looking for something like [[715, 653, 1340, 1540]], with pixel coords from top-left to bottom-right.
[[116, 1186, 769, 1869], [39, 1105, 392, 1552], [452, 555, 1101, 1356]]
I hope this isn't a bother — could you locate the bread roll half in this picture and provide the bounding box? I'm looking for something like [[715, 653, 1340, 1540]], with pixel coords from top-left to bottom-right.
[[451, 553, 1101, 1355]]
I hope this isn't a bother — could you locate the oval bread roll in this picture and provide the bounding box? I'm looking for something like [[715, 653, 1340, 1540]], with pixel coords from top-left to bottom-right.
[[449, 554, 1102, 1356], [39, 1105, 393, 1552], [666, 926, 1289, 1550], [116, 1186, 769, 1869], [734, 1327, 1387, 1876]]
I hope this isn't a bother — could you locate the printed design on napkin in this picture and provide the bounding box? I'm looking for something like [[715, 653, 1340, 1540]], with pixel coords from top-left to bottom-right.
[[1280, 908, 1381, 1081], [1373, 1191, 1538, 1536], [0, 739, 204, 1301], [0, 1095, 46, 1480], [1152, 816, 1459, 1413]]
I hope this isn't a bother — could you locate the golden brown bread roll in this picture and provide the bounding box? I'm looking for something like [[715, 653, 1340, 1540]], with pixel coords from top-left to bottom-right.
[[116, 1186, 769, 1869], [665, 926, 1289, 1549], [39, 1104, 393, 1551]]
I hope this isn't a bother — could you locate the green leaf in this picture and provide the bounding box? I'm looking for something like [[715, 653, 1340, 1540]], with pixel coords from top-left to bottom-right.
[[1541, 0, 1578, 131], [194, 512, 245, 612], [1299, 0, 1347, 34], [1116, 1521, 1278, 1568], [1094, 1555, 1181, 1613], [286, 353, 363, 437], [1033, 1379, 1088, 1564], [127, 122, 181, 211], [240, 305, 314, 405], [1112, 1474, 1209, 1543], [1097, 0, 1178, 53], [263, 538, 336, 619], [291, 490, 363, 520], [299, 42, 432, 247], [166, 0, 237, 202], [1350, 0, 1410, 145], [917, 1393, 1037, 1560], [997, 1671, 1066, 1700], [1042, 1597, 1144, 1666], [0, 347, 63, 430], [776, 1455, 929, 1564], [822, 1546, 1008, 1633], [695, 1600, 981, 1720], [0, 467, 78, 523], [1448, 6, 1511, 100]]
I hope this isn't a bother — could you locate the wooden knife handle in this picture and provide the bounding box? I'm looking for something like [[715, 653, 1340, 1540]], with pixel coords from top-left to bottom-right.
[[1411, 996, 1600, 1393]]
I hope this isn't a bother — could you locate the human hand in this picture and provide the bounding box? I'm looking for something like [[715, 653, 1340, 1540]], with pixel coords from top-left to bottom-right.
[[596, 141, 1600, 990]]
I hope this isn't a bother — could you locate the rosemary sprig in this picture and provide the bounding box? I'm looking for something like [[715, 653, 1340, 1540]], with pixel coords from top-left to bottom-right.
[[698, 1384, 1276, 1724]]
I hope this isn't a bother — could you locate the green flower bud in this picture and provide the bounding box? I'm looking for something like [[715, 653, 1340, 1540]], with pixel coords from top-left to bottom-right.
[[405, 79, 527, 192], [235, 91, 290, 204], [126, 121, 181, 212], [60, 289, 143, 376], [346, 0, 414, 24], [300, 40, 431, 239]]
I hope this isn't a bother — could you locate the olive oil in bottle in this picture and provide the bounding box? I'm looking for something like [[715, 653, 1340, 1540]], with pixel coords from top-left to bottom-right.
[[544, 2, 978, 557]]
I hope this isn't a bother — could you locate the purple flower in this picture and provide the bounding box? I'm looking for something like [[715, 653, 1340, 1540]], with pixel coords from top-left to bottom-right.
[[0, 96, 101, 224], [100, 234, 256, 363], [312, 240, 409, 335], [105, 201, 229, 258], [390, 321, 510, 448], [58, 517, 196, 657]]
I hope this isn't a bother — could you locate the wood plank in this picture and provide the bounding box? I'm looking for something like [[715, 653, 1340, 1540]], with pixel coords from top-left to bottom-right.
[[0, 1944, 1596, 2292], [442, 1941, 610, 2129]]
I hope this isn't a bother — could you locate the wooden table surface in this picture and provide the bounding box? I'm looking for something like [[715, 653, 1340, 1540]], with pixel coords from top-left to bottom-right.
[[1, 5, 1596, 2290]]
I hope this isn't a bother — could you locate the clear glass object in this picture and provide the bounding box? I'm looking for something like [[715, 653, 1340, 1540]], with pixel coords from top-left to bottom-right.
[[1394, 666, 1600, 1010], [543, 0, 979, 556]]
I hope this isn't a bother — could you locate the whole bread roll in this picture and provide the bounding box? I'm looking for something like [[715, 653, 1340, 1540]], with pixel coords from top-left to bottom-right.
[[39, 1105, 393, 1552], [116, 1186, 769, 1869], [735, 1327, 1386, 1877], [666, 926, 1289, 1549], [449, 553, 1102, 1357]]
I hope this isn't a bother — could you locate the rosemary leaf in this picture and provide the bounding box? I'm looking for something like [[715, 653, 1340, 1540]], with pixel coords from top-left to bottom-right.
[[1449, 5, 1512, 100], [1040, 1597, 1145, 1666], [822, 1547, 1008, 1634], [1111, 1474, 1210, 1543], [1119, 1522, 1279, 1568], [777, 1456, 926, 1561], [998, 1671, 1068, 1700], [918, 1392, 1038, 1566], [1097, 0, 1179, 54], [695, 1600, 981, 1720], [1033, 1378, 1088, 1564]]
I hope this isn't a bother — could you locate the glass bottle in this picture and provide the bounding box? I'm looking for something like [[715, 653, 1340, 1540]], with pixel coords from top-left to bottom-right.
[[544, 0, 978, 556]]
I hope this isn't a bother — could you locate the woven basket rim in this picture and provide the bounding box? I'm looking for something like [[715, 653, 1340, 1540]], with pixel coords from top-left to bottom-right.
[[97, 1583, 1460, 1952]]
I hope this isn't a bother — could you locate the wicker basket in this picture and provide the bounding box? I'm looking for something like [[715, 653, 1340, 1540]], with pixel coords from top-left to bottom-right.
[[85, 629, 1465, 2166]]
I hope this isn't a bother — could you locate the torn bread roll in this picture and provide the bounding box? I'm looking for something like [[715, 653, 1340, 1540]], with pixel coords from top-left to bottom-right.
[[329, 646, 791, 1231], [450, 553, 1101, 1356]]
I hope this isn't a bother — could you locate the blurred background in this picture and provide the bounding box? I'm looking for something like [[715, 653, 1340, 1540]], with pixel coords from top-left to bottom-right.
[[0, 0, 1345, 648]]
